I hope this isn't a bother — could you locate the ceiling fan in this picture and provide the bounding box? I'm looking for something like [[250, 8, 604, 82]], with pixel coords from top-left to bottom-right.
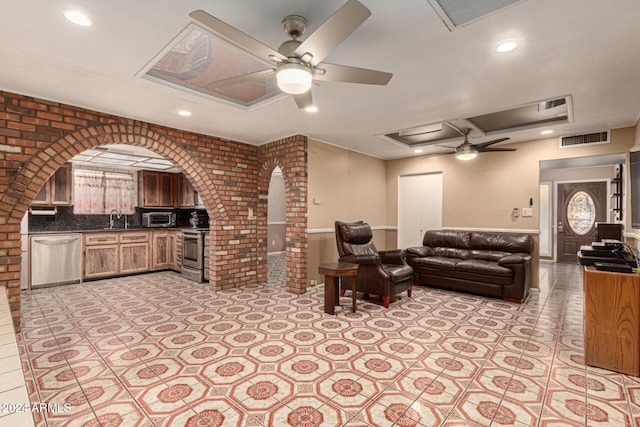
[[189, 0, 392, 109], [426, 129, 515, 161]]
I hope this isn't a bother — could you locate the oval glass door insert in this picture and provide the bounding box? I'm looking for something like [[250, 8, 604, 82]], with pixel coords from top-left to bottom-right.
[[567, 191, 596, 235]]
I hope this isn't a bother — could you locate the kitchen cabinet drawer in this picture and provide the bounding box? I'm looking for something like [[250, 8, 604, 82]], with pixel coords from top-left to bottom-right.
[[119, 232, 149, 243], [84, 244, 119, 279], [84, 233, 118, 245]]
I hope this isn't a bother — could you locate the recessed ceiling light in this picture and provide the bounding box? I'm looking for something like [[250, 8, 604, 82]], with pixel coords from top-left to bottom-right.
[[541, 130, 554, 135], [304, 105, 318, 113], [62, 9, 94, 27], [496, 40, 518, 53], [414, 149, 424, 154], [178, 110, 192, 117]]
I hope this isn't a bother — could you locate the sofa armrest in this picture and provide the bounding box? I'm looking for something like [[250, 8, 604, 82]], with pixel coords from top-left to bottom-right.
[[498, 253, 532, 266], [379, 249, 405, 265], [341, 254, 381, 265], [405, 246, 435, 258]]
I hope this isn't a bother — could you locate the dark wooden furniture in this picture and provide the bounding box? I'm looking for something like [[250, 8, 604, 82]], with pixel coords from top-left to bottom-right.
[[583, 266, 640, 376], [319, 262, 358, 315]]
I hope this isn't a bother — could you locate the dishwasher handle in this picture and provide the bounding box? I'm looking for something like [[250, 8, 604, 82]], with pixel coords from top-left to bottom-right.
[[32, 237, 79, 245]]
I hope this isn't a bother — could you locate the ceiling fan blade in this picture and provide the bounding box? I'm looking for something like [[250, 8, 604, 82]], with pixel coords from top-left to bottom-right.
[[189, 10, 286, 64], [207, 69, 274, 89], [478, 147, 517, 153], [313, 63, 392, 85], [475, 137, 510, 148], [293, 90, 313, 109], [294, 0, 371, 66]]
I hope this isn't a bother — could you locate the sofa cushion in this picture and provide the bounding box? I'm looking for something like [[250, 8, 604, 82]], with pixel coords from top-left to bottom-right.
[[455, 259, 513, 277], [409, 256, 461, 271], [470, 250, 510, 262], [434, 247, 471, 259], [423, 230, 471, 249], [382, 264, 414, 283], [469, 232, 533, 254]]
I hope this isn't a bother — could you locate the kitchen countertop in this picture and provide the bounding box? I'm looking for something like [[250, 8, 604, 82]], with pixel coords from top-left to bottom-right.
[[28, 227, 210, 235]]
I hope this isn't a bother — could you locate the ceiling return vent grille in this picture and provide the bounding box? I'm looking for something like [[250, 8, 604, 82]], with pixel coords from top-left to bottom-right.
[[560, 131, 610, 148]]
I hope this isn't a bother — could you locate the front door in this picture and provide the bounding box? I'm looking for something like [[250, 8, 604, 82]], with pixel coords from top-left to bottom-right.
[[556, 181, 607, 263]]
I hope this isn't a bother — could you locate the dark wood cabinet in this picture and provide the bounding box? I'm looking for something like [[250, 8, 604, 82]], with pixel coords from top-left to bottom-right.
[[179, 174, 195, 207], [140, 171, 177, 208], [32, 164, 72, 206]]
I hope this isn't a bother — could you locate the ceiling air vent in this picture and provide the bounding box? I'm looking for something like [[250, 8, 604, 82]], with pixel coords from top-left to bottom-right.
[[560, 131, 610, 148]]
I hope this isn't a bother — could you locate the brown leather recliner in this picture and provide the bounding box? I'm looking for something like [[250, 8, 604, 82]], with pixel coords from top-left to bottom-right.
[[335, 220, 413, 308]]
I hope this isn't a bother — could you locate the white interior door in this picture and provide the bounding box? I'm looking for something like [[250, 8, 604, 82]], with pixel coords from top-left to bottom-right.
[[398, 173, 443, 249]]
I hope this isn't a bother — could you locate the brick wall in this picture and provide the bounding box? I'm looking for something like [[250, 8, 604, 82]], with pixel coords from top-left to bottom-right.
[[258, 136, 308, 293], [0, 91, 308, 331]]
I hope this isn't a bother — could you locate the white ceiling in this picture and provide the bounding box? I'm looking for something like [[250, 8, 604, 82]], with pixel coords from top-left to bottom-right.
[[1, 0, 639, 160]]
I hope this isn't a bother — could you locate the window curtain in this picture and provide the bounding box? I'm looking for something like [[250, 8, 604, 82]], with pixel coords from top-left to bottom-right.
[[73, 169, 135, 215]]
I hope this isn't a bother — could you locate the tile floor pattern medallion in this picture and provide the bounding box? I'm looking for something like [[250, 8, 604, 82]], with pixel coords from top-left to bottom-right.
[[14, 256, 640, 426]]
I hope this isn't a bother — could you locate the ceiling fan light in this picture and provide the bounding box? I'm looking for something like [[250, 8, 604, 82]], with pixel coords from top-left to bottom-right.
[[276, 63, 312, 95], [455, 145, 478, 161]]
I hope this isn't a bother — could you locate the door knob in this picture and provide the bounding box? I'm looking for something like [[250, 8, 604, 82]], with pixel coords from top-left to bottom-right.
[[558, 222, 564, 233]]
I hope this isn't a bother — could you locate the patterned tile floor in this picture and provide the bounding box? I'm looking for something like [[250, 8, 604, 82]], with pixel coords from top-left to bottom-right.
[[15, 257, 640, 426]]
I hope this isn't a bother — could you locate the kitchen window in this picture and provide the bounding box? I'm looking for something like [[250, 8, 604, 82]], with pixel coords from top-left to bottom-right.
[[73, 168, 136, 214]]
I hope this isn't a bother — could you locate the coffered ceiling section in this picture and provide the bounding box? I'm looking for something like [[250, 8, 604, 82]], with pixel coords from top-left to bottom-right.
[[386, 96, 571, 147], [427, 0, 524, 30], [139, 24, 281, 108]]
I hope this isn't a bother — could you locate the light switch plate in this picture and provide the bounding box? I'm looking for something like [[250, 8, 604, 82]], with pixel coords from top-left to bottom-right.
[[522, 208, 533, 217]]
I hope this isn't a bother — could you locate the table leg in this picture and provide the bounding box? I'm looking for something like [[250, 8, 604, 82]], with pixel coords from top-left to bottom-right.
[[350, 277, 357, 313], [324, 275, 338, 315]]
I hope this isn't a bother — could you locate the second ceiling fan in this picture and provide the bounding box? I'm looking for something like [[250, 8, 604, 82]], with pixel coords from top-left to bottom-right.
[[426, 129, 516, 161], [189, 0, 393, 109]]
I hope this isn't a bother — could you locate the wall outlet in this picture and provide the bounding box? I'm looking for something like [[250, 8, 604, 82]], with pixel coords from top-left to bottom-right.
[[522, 207, 533, 217]]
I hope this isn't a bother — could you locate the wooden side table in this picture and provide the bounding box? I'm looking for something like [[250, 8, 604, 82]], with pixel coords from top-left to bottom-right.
[[319, 262, 358, 315]]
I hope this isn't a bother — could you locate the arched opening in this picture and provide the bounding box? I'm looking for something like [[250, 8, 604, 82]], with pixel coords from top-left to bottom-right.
[[267, 167, 286, 285], [24, 142, 214, 288]]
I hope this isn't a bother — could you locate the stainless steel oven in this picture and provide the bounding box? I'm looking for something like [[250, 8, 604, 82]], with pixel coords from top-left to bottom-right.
[[182, 230, 205, 282]]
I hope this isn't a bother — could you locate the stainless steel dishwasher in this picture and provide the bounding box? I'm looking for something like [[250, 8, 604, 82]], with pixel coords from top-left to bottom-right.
[[30, 233, 81, 289]]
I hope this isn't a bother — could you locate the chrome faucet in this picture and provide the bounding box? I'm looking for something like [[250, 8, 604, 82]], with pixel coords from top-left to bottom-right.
[[109, 209, 118, 229]]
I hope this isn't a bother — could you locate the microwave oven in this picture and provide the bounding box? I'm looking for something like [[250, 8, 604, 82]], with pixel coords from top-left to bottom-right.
[[142, 212, 176, 228]]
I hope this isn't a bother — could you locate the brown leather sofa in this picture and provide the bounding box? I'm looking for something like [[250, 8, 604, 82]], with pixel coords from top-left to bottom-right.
[[335, 220, 413, 308], [405, 230, 533, 302]]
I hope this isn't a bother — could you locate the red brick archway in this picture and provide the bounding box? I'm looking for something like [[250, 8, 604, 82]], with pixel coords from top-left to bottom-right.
[[257, 136, 308, 294], [1, 91, 308, 331]]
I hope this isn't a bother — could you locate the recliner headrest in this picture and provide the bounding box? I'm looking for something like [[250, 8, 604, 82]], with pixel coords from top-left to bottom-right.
[[336, 220, 373, 244]]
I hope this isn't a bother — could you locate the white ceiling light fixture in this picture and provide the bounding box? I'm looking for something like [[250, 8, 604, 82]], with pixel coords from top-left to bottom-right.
[[414, 148, 424, 154], [496, 40, 518, 53], [455, 144, 478, 161], [62, 9, 94, 27], [304, 105, 318, 113], [541, 129, 554, 135], [276, 63, 313, 95], [178, 110, 192, 117]]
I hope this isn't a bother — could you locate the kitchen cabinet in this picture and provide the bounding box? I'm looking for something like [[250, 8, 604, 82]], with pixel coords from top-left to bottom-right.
[[140, 171, 177, 208], [120, 232, 149, 274], [151, 231, 171, 270], [169, 229, 181, 272], [583, 266, 640, 375], [32, 164, 72, 206], [179, 174, 195, 207], [83, 233, 119, 279]]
